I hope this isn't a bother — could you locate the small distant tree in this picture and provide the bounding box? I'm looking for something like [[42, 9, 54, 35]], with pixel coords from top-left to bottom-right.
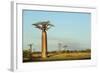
[[62, 45, 68, 53], [63, 45, 67, 50], [28, 44, 33, 60], [23, 50, 30, 58], [58, 43, 62, 52], [85, 49, 91, 52]]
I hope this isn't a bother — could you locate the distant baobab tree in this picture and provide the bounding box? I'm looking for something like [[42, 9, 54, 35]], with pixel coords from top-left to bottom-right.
[[58, 43, 62, 52], [28, 44, 33, 60], [63, 45, 68, 51], [32, 21, 54, 58]]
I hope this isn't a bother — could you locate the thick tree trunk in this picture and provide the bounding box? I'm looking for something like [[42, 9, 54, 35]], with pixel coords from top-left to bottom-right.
[[41, 30, 47, 58]]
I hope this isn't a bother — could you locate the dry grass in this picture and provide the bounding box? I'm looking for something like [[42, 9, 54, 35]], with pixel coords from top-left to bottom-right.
[[23, 51, 91, 62]]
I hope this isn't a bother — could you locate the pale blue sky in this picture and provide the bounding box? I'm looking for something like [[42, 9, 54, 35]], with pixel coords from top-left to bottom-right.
[[22, 10, 91, 51]]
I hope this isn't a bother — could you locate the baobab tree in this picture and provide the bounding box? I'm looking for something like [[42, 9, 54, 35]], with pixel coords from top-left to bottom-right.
[[32, 21, 54, 58], [28, 44, 33, 60], [58, 43, 62, 52], [63, 45, 68, 51]]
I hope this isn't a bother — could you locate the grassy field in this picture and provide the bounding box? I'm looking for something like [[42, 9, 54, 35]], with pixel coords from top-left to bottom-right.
[[23, 50, 91, 62]]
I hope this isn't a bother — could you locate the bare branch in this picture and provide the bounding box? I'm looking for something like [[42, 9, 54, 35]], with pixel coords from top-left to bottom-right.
[[32, 21, 54, 31]]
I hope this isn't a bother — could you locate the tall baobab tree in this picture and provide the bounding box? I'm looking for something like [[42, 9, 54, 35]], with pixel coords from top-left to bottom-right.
[[32, 21, 54, 58]]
